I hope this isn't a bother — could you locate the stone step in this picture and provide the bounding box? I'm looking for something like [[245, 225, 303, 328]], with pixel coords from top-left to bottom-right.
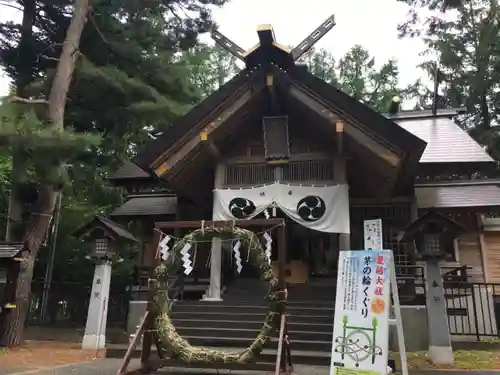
[[171, 318, 333, 332], [175, 326, 332, 342], [170, 311, 334, 324], [176, 335, 332, 352], [219, 299, 335, 308], [173, 302, 334, 316], [106, 345, 331, 367]]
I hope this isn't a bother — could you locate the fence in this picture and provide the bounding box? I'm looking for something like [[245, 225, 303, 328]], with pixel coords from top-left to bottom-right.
[[27, 280, 130, 328], [394, 265, 500, 341], [445, 282, 500, 340]]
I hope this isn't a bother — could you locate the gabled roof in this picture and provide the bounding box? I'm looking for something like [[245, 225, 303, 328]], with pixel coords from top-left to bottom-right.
[[134, 68, 265, 171], [284, 68, 425, 154], [132, 62, 426, 186], [73, 215, 138, 242], [396, 117, 494, 164], [0, 243, 23, 259], [109, 161, 150, 182], [398, 210, 467, 241]]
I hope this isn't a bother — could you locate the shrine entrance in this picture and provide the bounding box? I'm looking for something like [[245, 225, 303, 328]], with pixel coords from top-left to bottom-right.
[[220, 215, 341, 284]]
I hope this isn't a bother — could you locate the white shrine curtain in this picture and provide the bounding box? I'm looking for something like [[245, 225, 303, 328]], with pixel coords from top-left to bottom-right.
[[212, 182, 350, 234]]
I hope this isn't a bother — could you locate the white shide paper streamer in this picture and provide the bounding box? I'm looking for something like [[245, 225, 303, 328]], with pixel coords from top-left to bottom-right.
[[180, 242, 193, 275], [232, 240, 243, 273], [158, 235, 172, 261], [263, 232, 272, 264]]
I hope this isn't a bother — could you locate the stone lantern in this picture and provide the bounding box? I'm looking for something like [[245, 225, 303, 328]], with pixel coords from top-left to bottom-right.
[[73, 216, 138, 350], [398, 210, 465, 365]]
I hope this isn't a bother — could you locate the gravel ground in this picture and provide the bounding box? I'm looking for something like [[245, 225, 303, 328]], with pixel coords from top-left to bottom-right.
[[3, 359, 500, 375]]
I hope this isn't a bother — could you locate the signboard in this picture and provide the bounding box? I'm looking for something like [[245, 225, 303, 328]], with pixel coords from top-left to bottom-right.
[[364, 219, 383, 250], [330, 250, 391, 375]]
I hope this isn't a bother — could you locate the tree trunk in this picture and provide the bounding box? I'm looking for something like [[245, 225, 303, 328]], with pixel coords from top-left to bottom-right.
[[0, 0, 90, 347]]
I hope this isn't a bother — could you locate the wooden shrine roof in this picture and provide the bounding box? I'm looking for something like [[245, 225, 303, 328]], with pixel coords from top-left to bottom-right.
[[109, 161, 151, 183], [110, 195, 177, 218], [115, 24, 495, 200], [133, 64, 427, 170], [131, 63, 427, 197], [134, 68, 264, 171], [73, 216, 138, 242], [0, 243, 23, 259]]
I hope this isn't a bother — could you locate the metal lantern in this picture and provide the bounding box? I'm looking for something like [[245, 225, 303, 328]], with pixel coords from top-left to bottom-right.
[[422, 232, 443, 257], [398, 211, 466, 260], [73, 216, 138, 261], [92, 233, 116, 259]]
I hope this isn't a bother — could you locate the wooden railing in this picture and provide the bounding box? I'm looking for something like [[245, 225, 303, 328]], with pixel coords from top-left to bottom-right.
[[225, 159, 335, 186]]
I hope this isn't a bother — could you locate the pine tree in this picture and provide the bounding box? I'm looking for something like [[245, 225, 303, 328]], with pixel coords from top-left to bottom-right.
[[0, 0, 92, 346], [398, 0, 500, 159], [0, 0, 229, 345]]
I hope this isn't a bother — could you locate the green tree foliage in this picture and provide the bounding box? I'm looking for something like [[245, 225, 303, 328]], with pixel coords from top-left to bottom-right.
[[303, 45, 409, 112], [397, 0, 500, 158], [181, 44, 242, 99], [0, 0, 228, 298]]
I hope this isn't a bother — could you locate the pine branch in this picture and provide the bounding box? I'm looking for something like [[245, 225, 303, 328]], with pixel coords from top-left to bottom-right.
[[9, 97, 48, 105]]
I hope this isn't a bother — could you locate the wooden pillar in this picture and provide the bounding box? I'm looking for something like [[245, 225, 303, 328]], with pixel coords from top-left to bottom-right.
[[141, 229, 162, 371], [277, 223, 287, 302], [477, 214, 490, 283], [335, 121, 350, 250], [204, 163, 226, 301]]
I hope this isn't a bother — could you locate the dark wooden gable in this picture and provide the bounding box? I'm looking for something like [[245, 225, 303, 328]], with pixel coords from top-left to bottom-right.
[[271, 66, 427, 194], [132, 26, 427, 201]]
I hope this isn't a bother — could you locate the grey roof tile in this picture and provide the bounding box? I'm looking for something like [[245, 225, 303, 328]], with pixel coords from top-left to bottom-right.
[[109, 161, 150, 180], [416, 184, 500, 208], [396, 118, 494, 163], [97, 216, 139, 242], [72, 216, 138, 242], [0, 243, 23, 259], [110, 196, 177, 217]]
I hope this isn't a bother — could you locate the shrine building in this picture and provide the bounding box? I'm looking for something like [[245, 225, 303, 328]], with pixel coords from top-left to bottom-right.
[[107, 21, 500, 364]]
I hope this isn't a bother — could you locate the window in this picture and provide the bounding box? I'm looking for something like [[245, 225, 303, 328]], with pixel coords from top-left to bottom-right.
[[95, 238, 108, 255], [423, 233, 442, 255]]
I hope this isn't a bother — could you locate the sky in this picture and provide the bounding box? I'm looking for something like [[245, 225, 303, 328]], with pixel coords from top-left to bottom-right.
[[0, 0, 432, 96]]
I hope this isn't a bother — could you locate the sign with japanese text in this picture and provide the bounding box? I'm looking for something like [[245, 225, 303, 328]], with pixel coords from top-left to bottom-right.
[[330, 250, 392, 375], [364, 219, 383, 251]]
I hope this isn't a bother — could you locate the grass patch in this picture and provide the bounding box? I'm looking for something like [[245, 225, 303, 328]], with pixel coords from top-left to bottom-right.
[[393, 350, 500, 370]]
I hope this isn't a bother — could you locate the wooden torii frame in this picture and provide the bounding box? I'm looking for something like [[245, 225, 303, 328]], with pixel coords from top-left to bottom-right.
[[117, 218, 291, 375]]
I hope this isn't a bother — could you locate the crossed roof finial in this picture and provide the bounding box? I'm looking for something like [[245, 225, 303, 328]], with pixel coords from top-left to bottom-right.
[[210, 14, 336, 65]]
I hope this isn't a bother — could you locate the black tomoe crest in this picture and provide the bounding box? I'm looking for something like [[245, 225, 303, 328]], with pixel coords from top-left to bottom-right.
[[297, 195, 326, 222], [229, 197, 256, 219]]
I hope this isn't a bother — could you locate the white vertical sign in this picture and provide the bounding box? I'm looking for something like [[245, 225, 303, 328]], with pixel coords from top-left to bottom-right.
[[330, 250, 391, 375], [364, 219, 383, 250]]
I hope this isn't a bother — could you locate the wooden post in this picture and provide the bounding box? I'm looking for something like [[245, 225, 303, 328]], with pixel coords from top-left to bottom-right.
[[476, 214, 490, 283], [276, 222, 288, 375], [205, 163, 226, 301], [335, 121, 350, 250], [141, 229, 162, 372], [277, 223, 287, 302]]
